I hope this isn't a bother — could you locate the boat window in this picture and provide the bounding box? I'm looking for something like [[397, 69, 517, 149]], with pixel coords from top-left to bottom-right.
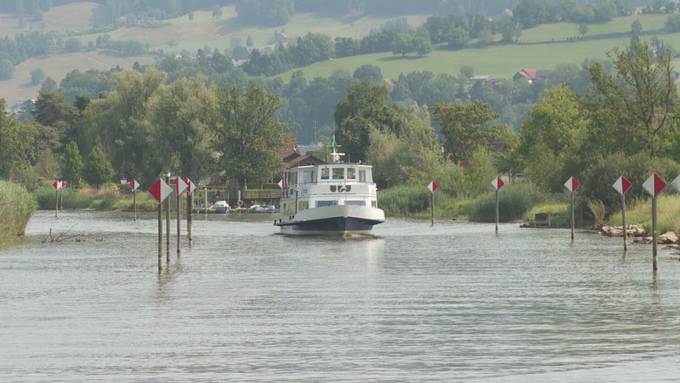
[[347, 168, 356, 179], [330, 185, 336, 192], [321, 168, 330, 180], [371, 200, 377, 208], [289, 171, 298, 185], [359, 170, 367, 182], [332, 168, 344, 180], [303, 170, 314, 184], [345, 200, 366, 206], [316, 200, 338, 207]]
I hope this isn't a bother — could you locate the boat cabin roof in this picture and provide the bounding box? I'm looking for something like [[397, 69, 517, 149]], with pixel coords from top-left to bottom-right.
[[286, 163, 373, 184]]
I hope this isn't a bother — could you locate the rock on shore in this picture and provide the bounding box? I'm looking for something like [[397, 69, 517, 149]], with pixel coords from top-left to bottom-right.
[[600, 224, 647, 238]]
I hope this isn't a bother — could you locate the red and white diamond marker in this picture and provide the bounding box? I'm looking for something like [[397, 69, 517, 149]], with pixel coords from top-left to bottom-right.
[[612, 176, 632, 196], [427, 181, 439, 193], [170, 176, 188, 195], [564, 176, 581, 192], [491, 177, 505, 191], [185, 178, 196, 194], [643, 174, 667, 198], [52, 180, 63, 190], [130, 179, 140, 191], [278, 178, 288, 190], [148, 179, 173, 203]]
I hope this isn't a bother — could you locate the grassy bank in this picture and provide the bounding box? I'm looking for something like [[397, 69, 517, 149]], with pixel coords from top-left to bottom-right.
[[0, 181, 36, 246], [608, 195, 680, 234], [379, 182, 580, 227], [34, 185, 157, 212]]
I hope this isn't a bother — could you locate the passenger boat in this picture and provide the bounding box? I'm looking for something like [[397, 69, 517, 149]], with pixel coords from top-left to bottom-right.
[[275, 141, 385, 236]]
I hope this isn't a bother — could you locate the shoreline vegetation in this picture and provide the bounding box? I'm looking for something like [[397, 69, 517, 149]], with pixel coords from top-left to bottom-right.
[[0, 181, 36, 247]]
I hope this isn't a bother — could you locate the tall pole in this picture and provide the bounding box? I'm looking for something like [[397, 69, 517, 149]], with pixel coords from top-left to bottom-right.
[[165, 174, 170, 264], [133, 188, 137, 222], [495, 189, 500, 233], [176, 184, 181, 257], [652, 196, 658, 273], [187, 191, 192, 247], [621, 193, 628, 252], [158, 199, 163, 272], [55, 188, 59, 218], [570, 191, 575, 241], [60, 188, 64, 211], [431, 191, 435, 227]]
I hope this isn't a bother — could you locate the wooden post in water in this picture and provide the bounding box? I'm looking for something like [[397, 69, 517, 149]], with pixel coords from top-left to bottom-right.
[[621, 193, 628, 252], [158, 198, 163, 272], [570, 190, 575, 242], [642, 174, 666, 274], [60, 188, 64, 211], [495, 189, 500, 234], [133, 188, 137, 222], [165, 174, 171, 264], [204, 187, 208, 220], [176, 182, 181, 257], [55, 188, 59, 218], [652, 196, 658, 273], [187, 190, 192, 247], [430, 191, 435, 227]]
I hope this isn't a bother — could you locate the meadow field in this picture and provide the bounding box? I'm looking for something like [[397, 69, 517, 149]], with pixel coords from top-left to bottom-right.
[[276, 32, 674, 80]]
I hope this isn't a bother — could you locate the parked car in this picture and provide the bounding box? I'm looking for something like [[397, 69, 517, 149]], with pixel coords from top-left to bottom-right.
[[209, 201, 230, 214]]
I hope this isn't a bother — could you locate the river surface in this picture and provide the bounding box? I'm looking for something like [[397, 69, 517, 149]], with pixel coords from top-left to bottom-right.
[[2, 211, 680, 382]]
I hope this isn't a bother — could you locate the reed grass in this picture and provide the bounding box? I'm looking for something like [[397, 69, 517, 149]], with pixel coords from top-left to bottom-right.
[[0, 181, 36, 245], [33, 184, 157, 212], [611, 195, 680, 234]]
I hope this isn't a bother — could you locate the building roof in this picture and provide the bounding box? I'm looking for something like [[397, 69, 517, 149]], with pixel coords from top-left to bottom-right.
[[514, 68, 549, 81]]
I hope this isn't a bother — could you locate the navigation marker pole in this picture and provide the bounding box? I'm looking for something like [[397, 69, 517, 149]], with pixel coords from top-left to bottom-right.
[[427, 181, 439, 227], [491, 177, 505, 233], [171, 177, 188, 257], [613, 176, 633, 252], [643, 174, 667, 273], [52, 180, 62, 218], [165, 174, 171, 263], [149, 178, 173, 272], [564, 177, 581, 242], [130, 179, 140, 221], [186, 178, 196, 247]]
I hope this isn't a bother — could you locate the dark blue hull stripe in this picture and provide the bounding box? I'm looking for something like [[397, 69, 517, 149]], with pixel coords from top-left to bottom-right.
[[277, 217, 383, 231]]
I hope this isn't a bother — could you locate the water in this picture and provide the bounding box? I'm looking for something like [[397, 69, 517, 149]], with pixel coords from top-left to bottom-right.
[[2, 211, 680, 382]]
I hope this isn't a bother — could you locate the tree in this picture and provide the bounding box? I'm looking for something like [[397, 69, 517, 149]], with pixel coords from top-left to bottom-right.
[[353, 65, 383, 84], [631, 20, 642, 39], [413, 34, 432, 57], [578, 23, 588, 37], [496, 14, 522, 43], [30, 68, 45, 85], [40, 77, 57, 92], [589, 39, 677, 157], [214, 83, 289, 192], [148, 77, 217, 179], [85, 145, 114, 189], [520, 86, 589, 192], [63, 141, 84, 187], [445, 26, 469, 49], [335, 82, 435, 162], [432, 101, 499, 163]]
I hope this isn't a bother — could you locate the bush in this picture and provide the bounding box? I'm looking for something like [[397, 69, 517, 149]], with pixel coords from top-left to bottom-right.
[[0, 181, 36, 243], [468, 182, 546, 222], [581, 152, 680, 217], [379, 185, 431, 216]]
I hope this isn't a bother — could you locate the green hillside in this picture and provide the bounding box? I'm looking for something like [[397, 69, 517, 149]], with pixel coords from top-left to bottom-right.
[[277, 33, 677, 80]]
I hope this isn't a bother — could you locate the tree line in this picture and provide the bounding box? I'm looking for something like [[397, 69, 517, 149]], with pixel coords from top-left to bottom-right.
[[0, 70, 291, 193]]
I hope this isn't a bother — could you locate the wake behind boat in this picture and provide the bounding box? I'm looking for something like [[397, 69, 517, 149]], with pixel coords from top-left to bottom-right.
[[275, 141, 385, 236]]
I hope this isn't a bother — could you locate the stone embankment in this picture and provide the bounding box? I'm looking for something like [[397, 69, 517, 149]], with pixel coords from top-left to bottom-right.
[[599, 225, 680, 247]]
